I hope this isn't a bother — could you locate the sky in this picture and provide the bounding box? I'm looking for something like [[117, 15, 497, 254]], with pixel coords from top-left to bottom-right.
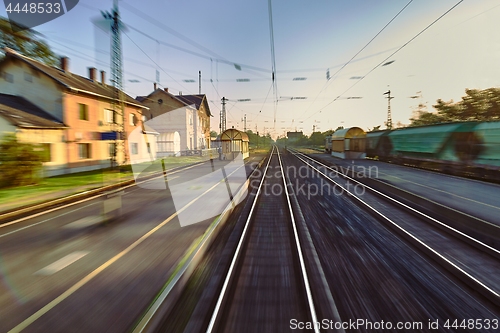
[[2, 0, 500, 138]]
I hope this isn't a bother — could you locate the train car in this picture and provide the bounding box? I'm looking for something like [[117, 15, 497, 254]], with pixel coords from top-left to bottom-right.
[[473, 121, 500, 166], [325, 135, 332, 153], [365, 130, 392, 159], [376, 121, 500, 180], [467, 121, 500, 180], [325, 121, 500, 180], [387, 122, 479, 164], [330, 127, 366, 159]]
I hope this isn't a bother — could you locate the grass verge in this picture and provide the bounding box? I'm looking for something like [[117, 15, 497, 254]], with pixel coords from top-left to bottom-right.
[[0, 156, 207, 212]]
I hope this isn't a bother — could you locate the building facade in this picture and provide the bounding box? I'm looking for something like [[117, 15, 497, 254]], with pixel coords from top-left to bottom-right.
[[137, 87, 211, 156], [0, 48, 155, 175], [0, 49, 156, 175]]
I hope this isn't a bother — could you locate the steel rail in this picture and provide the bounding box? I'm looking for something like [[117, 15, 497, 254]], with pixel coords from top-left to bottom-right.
[[291, 149, 500, 258], [289, 149, 500, 306], [205, 146, 276, 333], [277, 148, 320, 333], [206, 146, 321, 333]]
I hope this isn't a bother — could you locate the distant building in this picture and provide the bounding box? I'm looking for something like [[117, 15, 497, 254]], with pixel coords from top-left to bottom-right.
[[0, 48, 154, 175], [136, 87, 211, 156], [287, 131, 303, 143]]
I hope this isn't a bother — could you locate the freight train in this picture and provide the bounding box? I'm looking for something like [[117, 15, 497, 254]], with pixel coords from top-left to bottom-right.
[[324, 121, 500, 181]]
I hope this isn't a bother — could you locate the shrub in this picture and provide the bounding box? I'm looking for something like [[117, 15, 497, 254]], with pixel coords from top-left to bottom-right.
[[0, 134, 43, 188]]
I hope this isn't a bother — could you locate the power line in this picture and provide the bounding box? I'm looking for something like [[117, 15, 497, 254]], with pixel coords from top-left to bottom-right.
[[120, 1, 270, 74], [301, 0, 413, 120], [46, 34, 195, 77], [326, 0, 413, 87], [125, 24, 270, 78], [121, 1, 226, 61], [122, 31, 193, 95], [306, 0, 464, 121]]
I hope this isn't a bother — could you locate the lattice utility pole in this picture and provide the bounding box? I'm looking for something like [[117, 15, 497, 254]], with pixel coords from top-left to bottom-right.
[[103, 0, 126, 166], [242, 114, 247, 132], [220, 97, 227, 133], [383, 90, 394, 130]]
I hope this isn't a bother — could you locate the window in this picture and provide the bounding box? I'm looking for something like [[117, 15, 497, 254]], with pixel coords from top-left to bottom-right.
[[131, 143, 138, 155], [105, 109, 114, 123], [78, 104, 89, 121], [3, 72, 13, 83], [24, 72, 32, 82], [129, 113, 137, 126], [78, 143, 91, 159], [146, 143, 151, 154], [109, 143, 116, 157], [189, 114, 193, 125], [34, 143, 51, 162]]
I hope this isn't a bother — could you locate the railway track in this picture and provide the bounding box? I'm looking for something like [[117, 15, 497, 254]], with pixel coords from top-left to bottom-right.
[[143, 147, 498, 332], [288, 148, 500, 308], [204, 146, 322, 333]]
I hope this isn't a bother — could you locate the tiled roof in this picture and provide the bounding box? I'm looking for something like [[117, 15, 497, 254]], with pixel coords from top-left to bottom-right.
[[0, 93, 67, 129], [2, 48, 147, 109], [136, 89, 185, 107], [136, 89, 211, 117], [175, 94, 212, 117], [175, 94, 203, 109]]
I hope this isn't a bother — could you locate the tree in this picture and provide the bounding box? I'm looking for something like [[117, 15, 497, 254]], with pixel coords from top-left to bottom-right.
[[245, 130, 273, 148], [210, 130, 218, 138], [0, 16, 58, 66], [309, 132, 325, 146], [322, 129, 334, 136], [0, 134, 43, 188], [409, 111, 445, 127], [410, 87, 500, 126]]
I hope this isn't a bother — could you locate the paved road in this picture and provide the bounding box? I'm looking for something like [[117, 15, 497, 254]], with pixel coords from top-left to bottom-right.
[[0, 154, 264, 333]]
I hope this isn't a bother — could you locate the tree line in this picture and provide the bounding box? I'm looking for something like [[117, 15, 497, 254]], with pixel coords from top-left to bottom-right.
[[409, 88, 500, 127]]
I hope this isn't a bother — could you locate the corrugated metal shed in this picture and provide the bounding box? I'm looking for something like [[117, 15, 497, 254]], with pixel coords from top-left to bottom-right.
[[218, 128, 249, 142], [331, 127, 365, 139]]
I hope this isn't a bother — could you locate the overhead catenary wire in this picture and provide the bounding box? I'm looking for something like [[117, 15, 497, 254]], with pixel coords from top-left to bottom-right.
[[48, 39, 159, 95], [120, 2, 270, 75], [268, 0, 279, 131], [47, 35, 194, 80], [301, 0, 414, 120], [305, 0, 465, 122], [123, 31, 193, 95]]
